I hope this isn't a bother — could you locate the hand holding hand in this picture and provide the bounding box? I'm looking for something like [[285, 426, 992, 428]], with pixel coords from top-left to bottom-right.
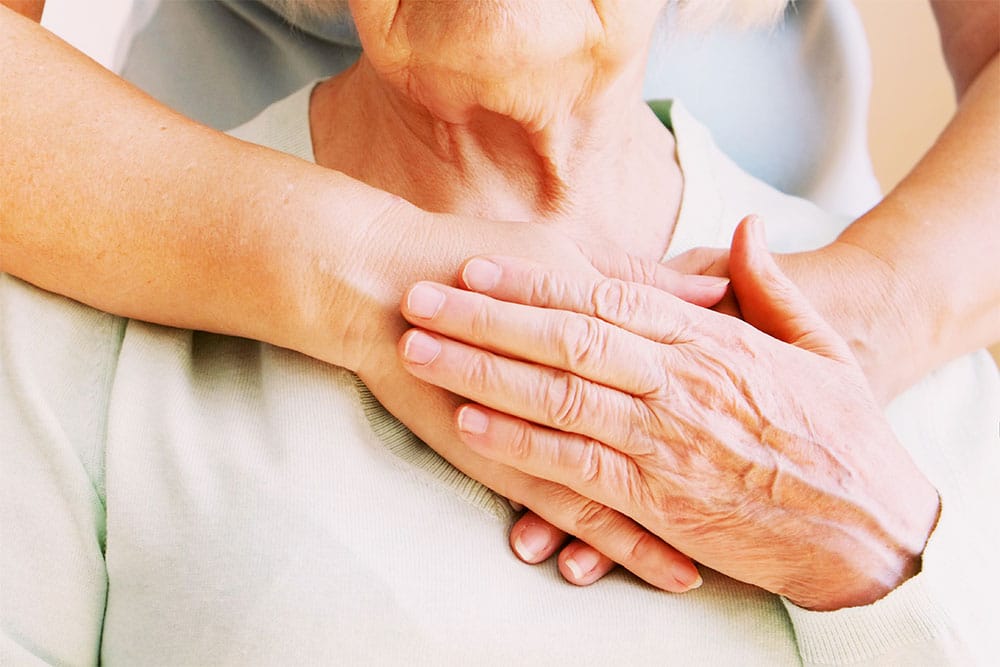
[[309, 204, 726, 592], [399, 216, 940, 610], [665, 238, 915, 404]]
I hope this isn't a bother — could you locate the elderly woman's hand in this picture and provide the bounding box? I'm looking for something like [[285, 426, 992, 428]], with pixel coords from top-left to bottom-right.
[[341, 207, 727, 593], [398, 217, 941, 610]]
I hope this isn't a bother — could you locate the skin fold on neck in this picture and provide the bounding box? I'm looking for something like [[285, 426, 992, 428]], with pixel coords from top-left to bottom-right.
[[309, 5, 683, 261]]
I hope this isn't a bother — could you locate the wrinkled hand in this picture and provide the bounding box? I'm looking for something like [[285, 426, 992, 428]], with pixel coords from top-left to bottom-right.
[[398, 216, 940, 610], [327, 205, 726, 592]]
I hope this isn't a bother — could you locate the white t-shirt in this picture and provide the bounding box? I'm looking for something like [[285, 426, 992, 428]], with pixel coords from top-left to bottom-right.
[[116, 0, 881, 216], [2, 84, 997, 666]]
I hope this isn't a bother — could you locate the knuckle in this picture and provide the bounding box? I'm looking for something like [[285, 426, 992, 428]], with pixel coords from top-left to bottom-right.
[[570, 499, 618, 537], [623, 530, 659, 567], [528, 270, 566, 307], [623, 404, 659, 455], [546, 372, 590, 430], [627, 254, 659, 286], [463, 351, 497, 395], [507, 420, 535, 462], [578, 438, 605, 485], [592, 277, 641, 326], [468, 298, 495, 342], [559, 314, 605, 369]]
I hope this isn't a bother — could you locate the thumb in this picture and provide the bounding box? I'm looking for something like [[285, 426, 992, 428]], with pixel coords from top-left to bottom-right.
[[583, 243, 729, 308], [729, 216, 852, 362]]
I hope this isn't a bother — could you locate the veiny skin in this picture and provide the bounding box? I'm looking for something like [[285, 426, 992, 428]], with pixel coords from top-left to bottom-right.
[[4, 0, 994, 592], [400, 218, 941, 611]]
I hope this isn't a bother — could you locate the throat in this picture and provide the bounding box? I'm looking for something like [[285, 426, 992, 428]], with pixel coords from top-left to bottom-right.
[[309, 60, 683, 261]]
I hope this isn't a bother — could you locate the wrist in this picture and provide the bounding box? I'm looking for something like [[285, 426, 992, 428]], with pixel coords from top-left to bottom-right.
[[268, 175, 424, 372], [781, 240, 924, 403], [783, 455, 940, 611]]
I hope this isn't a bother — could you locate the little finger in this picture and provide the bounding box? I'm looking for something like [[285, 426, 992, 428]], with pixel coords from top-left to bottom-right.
[[513, 479, 701, 592], [509, 511, 568, 564]]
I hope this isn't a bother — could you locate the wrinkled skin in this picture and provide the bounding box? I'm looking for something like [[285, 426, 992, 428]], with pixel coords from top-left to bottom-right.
[[316, 0, 706, 591], [344, 209, 724, 592], [399, 217, 940, 610]]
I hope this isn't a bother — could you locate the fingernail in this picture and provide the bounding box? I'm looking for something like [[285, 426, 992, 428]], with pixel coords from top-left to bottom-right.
[[680, 570, 704, 591], [406, 283, 445, 319], [401, 331, 441, 365], [513, 523, 551, 562], [565, 548, 600, 581], [462, 258, 501, 292], [690, 275, 730, 288], [457, 405, 489, 435]]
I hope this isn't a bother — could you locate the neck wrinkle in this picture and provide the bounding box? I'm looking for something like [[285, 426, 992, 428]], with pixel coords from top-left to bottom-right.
[[310, 55, 683, 260]]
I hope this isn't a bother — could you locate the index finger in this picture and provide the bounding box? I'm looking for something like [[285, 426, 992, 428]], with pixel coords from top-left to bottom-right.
[[458, 256, 731, 344], [401, 281, 669, 396]]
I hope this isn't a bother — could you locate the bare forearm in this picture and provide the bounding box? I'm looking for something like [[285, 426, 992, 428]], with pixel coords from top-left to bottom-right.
[[0, 7, 398, 366], [931, 0, 998, 98], [3, 0, 42, 21], [834, 23, 999, 396]]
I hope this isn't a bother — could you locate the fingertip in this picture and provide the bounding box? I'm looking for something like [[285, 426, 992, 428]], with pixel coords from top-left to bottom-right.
[[733, 215, 762, 258], [403, 282, 445, 320], [399, 329, 442, 366], [460, 257, 501, 292], [510, 512, 565, 564], [558, 542, 615, 586], [675, 564, 704, 592], [456, 404, 490, 436], [732, 215, 779, 283], [680, 274, 731, 308], [746, 214, 766, 247]]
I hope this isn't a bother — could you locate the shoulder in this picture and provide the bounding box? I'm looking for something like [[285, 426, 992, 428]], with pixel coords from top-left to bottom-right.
[[1, 274, 125, 474], [0, 275, 119, 662]]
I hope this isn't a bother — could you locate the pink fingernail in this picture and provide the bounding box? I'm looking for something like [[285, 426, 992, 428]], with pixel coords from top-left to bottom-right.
[[402, 331, 441, 365], [680, 569, 704, 591], [406, 283, 445, 319], [565, 548, 600, 581], [457, 406, 489, 434], [513, 524, 551, 562], [462, 258, 501, 291]]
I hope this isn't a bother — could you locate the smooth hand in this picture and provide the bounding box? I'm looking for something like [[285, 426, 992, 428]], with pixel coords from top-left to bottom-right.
[[398, 217, 940, 610]]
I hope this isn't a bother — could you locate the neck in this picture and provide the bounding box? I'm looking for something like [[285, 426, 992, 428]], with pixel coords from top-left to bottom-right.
[[310, 55, 682, 260]]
